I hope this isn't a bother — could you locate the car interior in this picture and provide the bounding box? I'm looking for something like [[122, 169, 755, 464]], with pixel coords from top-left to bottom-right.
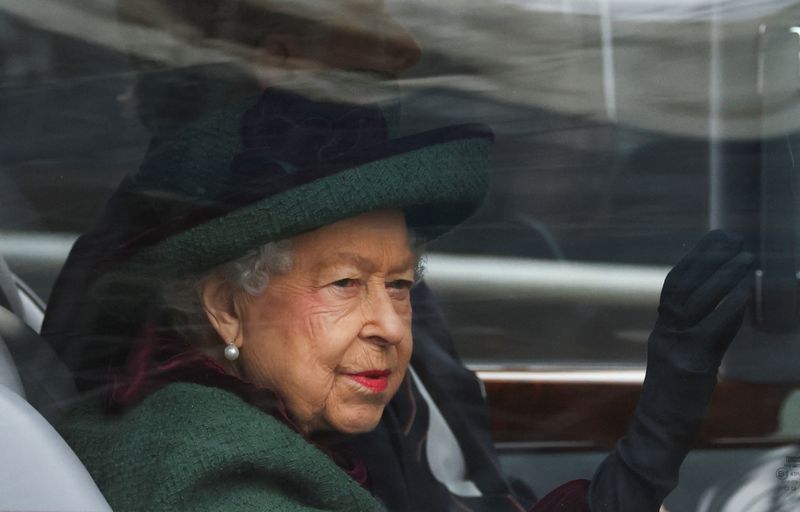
[[3, 1, 800, 511], [0, 251, 110, 511]]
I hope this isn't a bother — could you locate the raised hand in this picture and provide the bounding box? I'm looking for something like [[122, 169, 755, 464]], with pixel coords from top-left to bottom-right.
[[589, 231, 754, 512], [651, 230, 754, 374]]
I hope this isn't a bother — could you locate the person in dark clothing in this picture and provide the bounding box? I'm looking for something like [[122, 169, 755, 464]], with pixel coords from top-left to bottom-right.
[[44, 2, 754, 510], [110, 1, 543, 508]]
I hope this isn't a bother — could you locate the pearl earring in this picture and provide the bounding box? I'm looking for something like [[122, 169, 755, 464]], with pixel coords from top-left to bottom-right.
[[224, 339, 240, 361]]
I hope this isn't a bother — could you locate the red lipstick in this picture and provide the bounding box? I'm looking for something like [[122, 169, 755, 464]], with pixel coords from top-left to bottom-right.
[[345, 370, 390, 392]]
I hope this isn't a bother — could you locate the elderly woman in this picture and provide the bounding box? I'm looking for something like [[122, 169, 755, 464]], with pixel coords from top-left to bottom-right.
[[44, 87, 752, 512], [43, 87, 494, 510]]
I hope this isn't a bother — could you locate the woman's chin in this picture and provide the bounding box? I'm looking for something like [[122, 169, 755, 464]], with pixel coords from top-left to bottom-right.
[[325, 406, 385, 434]]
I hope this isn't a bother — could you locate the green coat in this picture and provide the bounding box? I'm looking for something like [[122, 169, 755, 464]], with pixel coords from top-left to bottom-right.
[[58, 382, 386, 511]]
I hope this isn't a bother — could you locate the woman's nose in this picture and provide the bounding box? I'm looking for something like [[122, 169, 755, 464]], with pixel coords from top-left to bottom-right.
[[359, 288, 408, 346]]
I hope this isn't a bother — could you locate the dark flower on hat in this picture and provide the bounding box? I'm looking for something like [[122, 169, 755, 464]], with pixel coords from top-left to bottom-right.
[[227, 89, 391, 203], [234, 89, 388, 170]]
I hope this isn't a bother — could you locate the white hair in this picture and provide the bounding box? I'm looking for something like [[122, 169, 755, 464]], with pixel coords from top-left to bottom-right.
[[158, 240, 293, 342], [218, 239, 294, 296]]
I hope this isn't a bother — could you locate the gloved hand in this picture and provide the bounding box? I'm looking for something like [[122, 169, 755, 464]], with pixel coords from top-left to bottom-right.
[[589, 230, 754, 511]]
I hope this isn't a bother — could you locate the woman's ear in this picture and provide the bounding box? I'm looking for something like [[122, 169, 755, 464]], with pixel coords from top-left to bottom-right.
[[199, 273, 241, 348]]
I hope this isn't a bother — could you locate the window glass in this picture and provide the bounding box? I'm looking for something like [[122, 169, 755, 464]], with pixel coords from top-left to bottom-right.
[[2, 2, 799, 369], [3, 2, 800, 511]]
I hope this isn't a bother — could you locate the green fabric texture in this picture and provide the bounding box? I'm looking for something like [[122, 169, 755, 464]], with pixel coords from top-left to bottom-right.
[[58, 383, 387, 512], [112, 90, 492, 283], [113, 136, 491, 283]]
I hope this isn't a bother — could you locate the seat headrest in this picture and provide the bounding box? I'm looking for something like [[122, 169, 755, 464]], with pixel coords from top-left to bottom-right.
[[0, 306, 77, 421], [0, 252, 23, 318], [0, 331, 25, 397]]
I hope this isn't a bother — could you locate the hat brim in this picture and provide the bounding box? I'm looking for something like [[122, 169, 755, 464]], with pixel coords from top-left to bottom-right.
[[110, 123, 493, 283]]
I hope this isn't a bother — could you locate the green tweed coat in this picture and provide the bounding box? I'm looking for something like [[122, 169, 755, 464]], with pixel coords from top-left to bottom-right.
[[58, 382, 386, 511]]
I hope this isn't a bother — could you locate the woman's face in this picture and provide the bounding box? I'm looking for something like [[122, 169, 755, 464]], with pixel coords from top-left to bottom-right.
[[236, 210, 414, 434]]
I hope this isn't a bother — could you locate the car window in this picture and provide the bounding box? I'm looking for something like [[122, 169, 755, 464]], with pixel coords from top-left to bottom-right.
[[1, 2, 798, 364], [1, 4, 797, 372], [2, 2, 800, 511]]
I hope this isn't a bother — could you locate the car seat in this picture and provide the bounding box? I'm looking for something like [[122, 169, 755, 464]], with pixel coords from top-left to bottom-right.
[[0, 246, 45, 333], [0, 250, 111, 511], [0, 247, 78, 420], [0, 248, 24, 320]]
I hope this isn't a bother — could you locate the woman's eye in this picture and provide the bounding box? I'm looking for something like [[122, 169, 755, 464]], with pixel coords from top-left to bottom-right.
[[332, 278, 357, 288], [387, 279, 414, 290], [387, 280, 414, 299]]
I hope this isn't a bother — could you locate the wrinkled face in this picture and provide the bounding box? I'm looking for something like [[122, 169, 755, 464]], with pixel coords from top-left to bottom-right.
[[238, 210, 414, 434]]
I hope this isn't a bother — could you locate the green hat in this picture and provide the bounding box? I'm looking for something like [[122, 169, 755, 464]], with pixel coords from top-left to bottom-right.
[[118, 89, 491, 278]]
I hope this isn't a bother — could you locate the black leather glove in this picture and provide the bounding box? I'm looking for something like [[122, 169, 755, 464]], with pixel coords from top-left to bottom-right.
[[589, 230, 754, 511]]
